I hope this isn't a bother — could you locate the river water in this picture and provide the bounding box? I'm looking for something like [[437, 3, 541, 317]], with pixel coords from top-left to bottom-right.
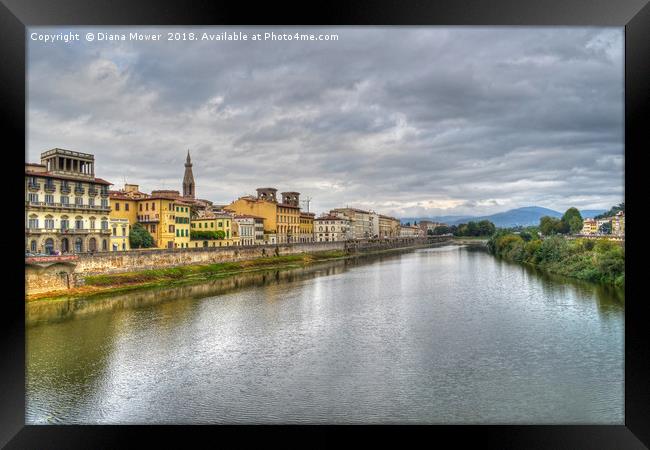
[[26, 245, 624, 424]]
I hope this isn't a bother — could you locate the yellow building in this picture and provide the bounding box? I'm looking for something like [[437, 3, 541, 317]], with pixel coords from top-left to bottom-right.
[[190, 211, 237, 247], [109, 218, 130, 251], [581, 218, 598, 235], [226, 188, 302, 243], [299, 212, 315, 242], [25, 148, 113, 254], [379, 214, 401, 238], [134, 190, 184, 249], [173, 199, 191, 248]]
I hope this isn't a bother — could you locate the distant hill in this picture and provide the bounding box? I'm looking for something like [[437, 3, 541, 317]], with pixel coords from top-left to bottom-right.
[[401, 206, 607, 228]]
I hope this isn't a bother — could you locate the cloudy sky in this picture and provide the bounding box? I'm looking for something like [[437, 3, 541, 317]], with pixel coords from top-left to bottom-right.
[[27, 27, 624, 218]]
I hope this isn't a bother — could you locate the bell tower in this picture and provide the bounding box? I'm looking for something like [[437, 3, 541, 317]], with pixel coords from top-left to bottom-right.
[[182, 149, 195, 199]]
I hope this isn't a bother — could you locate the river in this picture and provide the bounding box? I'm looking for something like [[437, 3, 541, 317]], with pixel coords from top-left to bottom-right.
[[26, 245, 624, 424]]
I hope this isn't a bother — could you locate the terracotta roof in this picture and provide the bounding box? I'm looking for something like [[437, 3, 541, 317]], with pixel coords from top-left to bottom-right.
[[25, 170, 112, 185]]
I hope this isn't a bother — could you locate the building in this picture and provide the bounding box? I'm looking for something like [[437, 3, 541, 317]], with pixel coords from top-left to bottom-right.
[[611, 211, 625, 236], [399, 224, 422, 237], [233, 215, 257, 246], [299, 212, 315, 243], [581, 218, 598, 235], [314, 214, 351, 242], [182, 150, 195, 199], [173, 199, 192, 248], [418, 220, 445, 236], [226, 188, 302, 244], [379, 214, 401, 238], [25, 148, 113, 254], [190, 210, 237, 247], [109, 218, 130, 251], [135, 190, 188, 249], [330, 207, 376, 239]]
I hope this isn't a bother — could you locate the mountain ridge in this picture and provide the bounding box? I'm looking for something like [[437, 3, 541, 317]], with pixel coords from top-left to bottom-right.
[[400, 206, 607, 228]]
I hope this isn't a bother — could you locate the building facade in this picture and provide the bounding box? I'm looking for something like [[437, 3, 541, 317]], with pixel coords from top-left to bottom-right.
[[25, 148, 112, 254], [330, 207, 375, 239], [109, 218, 130, 251], [378, 214, 401, 238], [399, 224, 422, 237], [299, 211, 315, 243], [314, 215, 351, 242], [234, 215, 256, 246]]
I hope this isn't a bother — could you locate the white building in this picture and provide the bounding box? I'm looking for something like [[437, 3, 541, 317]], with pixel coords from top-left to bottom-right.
[[314, 214, 351, 242]]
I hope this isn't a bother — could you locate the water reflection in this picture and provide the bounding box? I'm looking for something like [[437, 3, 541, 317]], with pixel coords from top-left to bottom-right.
[[26, 246, 624, 424]]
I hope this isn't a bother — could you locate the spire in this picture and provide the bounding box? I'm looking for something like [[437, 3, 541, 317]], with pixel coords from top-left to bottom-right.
[[183, 149, 195, 199]]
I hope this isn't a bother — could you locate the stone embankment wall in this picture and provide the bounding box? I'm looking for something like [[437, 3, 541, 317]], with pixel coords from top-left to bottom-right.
[[26, 236, 449, 295]]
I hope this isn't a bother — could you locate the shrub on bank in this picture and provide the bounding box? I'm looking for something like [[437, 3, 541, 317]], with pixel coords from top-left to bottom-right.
[[487, 233, 624, 287]]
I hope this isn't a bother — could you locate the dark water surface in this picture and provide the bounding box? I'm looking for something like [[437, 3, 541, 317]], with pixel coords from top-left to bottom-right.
[[26, 245, 624, 424]]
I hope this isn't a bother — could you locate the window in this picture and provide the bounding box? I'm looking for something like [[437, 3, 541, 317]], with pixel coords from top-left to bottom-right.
[[30, 240, 37, 252], [45, 194, 54, 204], [28, 193, 39, 203], [90, 218, 96, 229], [122, 227, 126, 236], [145, 203, 149, 211], [112, 227, 117, 236], [88, 197, 95, 207], [152, 203, 155, 211], [75, 218, 84, 229], [115, 203, 120, 211], [101, 198, 108, 208], [125, 203, 129, 211], [45, 217, 54, 229], [28, 217, 39, 229], [102, 239, 108, 251], [151, 224, 156, 233], [101, 219, 108, 230], [60, 218, 69, 230], [75, 197, 83, 206], [61, 196, 69, 205], [139, 204, 143, 211], [210, 222, 214, 228]]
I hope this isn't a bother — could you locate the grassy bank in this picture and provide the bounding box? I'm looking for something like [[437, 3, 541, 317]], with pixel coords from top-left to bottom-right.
[[27, 244, 435, 303], [487, 233, 624, 288]]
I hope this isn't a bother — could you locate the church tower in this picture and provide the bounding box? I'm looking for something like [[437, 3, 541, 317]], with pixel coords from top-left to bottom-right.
[[182, 149, 195, 199]]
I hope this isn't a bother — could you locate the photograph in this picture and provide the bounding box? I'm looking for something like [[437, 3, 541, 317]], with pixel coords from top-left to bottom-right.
[[22, 25, 628, 426]]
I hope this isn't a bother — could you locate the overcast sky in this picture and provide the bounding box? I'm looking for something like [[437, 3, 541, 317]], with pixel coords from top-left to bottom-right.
[[27, 27, 624, 218]]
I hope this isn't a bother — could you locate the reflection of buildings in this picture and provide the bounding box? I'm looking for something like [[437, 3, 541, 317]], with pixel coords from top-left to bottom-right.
[[25, 148, 112, 254]]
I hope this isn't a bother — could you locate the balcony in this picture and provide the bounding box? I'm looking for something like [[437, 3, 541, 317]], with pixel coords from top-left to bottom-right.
[[74, 185, 85, 195], [27, 182, 40, 191], [60, 184, 71, 194], [100, 189, 109, 197], [44, 183, 56, 193], [88, 187, 98, 196], [137, 214, 160, 223]]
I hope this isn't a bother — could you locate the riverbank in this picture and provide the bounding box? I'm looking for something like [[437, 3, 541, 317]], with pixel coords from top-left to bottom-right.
[[487, 233, 624, 288], [26, 243, 437, 304]]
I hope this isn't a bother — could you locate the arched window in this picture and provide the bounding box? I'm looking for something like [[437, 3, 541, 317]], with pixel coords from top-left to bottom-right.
[[60, 215, 69, 230], [44, 215, 54, 229], [101, 218, 108, 230], [102, 239, 108, 251], [89, 238, 97, 252], [30, 240, 37, 252], [44, 238, 54, 255], [89, 216, 96, 230], [74, 237, 83, 253], [75, 216, 84, 230], [61, 238, 69, 253]]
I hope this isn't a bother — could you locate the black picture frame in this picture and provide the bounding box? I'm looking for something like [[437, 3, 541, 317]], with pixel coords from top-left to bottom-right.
[[2, 0, 648, 447]]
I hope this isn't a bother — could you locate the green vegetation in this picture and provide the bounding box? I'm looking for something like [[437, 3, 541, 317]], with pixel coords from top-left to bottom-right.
[[488, 232, 624, 288], [190, 230, 226, 240], [129, 223, 155, 248], [595, 202, 624, 220]]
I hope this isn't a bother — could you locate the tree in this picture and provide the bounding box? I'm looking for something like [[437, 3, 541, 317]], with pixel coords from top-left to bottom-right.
[[539, 216, 561, 236], [562, 207, 583, 234], [477, 220, 496, 236], [434, 225, 451, 235], [599, 222, 612, 234], [130, 223, 155, 248]]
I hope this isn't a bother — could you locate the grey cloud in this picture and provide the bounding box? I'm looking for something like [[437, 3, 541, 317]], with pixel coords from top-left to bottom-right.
[[27, 26, 624, 218]]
